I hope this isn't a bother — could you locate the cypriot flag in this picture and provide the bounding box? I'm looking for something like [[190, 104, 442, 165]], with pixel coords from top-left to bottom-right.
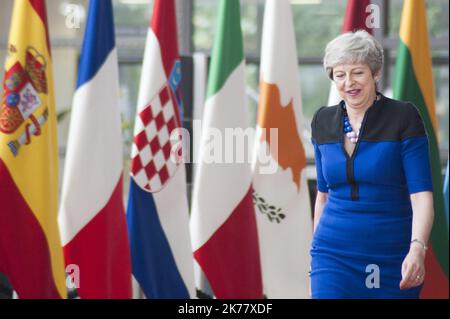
[[252, 0, 312, 298]]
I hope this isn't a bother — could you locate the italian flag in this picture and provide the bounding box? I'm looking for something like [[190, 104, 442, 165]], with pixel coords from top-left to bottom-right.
[[190, 0, 263, 298], [394, 0, 448, 298]]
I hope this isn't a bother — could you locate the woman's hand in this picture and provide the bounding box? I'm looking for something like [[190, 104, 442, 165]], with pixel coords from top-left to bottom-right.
[[399, 244, 426, 290]]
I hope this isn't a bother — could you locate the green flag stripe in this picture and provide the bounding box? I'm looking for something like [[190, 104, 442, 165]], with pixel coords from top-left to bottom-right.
[[206, 0, 244, 98], [394, 41, 449, 278]]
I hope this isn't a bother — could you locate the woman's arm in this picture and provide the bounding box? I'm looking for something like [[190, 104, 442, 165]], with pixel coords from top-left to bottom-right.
[[313, 191, 328, 234], [399, 191, 434, 290], [410, 191, 434, 249]]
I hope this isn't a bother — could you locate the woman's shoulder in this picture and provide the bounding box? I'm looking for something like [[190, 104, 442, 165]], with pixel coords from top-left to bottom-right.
[[312, 104, 340, 125], [381, 96, 421, 116], [375, 96, 427, 140], [311, 105, 341, 143]]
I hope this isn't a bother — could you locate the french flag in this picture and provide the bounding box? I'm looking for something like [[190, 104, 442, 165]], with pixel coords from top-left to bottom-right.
[[126, 0, 195, 298], [58, 0, 132, 298]]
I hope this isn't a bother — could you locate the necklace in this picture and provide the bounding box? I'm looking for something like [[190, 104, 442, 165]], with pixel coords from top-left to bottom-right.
[[342, 103, 363, 144], [342, 94, 380, 144], [343, 112, 361, 144]]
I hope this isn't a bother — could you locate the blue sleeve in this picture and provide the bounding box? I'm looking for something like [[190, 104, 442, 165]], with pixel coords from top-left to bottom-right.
[[313, 142, 328, 193], [400, 104, 433, 194], [401, 136, 433, 193]]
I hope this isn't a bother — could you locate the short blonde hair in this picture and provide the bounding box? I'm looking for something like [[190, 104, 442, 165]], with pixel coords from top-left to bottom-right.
[[323, 30, 384, 80]]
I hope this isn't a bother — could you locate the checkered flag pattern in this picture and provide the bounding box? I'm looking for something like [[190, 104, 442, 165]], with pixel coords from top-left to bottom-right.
[[130, 84, 182, 192]]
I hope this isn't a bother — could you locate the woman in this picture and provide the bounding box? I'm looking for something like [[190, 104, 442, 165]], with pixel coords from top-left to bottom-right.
[[310, 30, 434, 299]]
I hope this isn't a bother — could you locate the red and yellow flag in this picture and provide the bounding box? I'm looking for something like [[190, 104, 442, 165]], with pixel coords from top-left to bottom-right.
[[0, 0, 66, 298]]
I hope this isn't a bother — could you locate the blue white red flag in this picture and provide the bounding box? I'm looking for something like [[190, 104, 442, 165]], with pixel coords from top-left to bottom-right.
[[126, 0, 195, 298], [58, 0, 132, 298]]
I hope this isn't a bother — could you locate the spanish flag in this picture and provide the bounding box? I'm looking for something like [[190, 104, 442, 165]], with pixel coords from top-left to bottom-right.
[[0, 0, 66, 298], [394, 0, 449, 298]]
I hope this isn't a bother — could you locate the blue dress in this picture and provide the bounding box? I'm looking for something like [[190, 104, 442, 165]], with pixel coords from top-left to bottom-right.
[[310, 94, 433, 299]]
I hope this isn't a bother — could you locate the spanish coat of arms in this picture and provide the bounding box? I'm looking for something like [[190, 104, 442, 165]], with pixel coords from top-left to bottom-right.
[[0, 46, 49, 156]]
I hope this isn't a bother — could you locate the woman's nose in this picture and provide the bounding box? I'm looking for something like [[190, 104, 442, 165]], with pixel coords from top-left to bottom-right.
[[345, 75, 355, 87]]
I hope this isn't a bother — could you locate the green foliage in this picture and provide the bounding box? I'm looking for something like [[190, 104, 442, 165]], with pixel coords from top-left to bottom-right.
[[253, 192, 286, 224]]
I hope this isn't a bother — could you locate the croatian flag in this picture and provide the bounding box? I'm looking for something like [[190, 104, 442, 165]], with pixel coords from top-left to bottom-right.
[[126, 0, 195, 298], [58, 0, 132, 298]]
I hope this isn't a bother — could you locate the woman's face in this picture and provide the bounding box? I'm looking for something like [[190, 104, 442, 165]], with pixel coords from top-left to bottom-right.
[[332, 63, 379, 110]]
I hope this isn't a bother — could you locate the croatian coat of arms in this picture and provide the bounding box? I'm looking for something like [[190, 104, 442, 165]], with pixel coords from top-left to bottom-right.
[[130, 60, 184, 193]]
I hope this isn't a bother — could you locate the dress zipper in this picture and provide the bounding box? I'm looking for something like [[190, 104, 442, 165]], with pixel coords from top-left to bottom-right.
[[341, 109, 370, 201]]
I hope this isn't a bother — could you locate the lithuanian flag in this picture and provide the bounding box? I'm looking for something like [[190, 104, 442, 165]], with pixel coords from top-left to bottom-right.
[[394, 0, 449, 299], [0, 0, 66, 298]]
